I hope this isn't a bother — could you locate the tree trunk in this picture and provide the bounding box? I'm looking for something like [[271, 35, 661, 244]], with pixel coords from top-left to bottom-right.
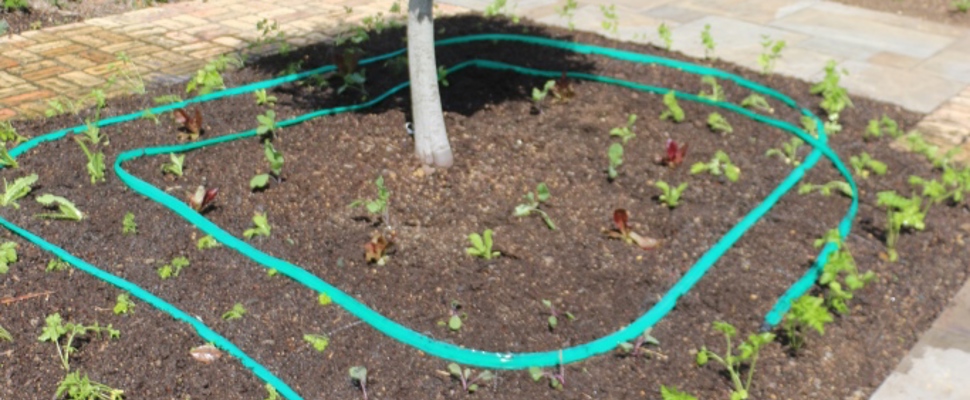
[[407, 0, 453, 168]]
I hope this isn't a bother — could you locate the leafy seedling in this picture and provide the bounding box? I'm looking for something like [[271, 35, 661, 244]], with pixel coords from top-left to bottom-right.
[[0, 324, 10, 342], [364, 230, 395, 265], [905, 131, 960, 169], [113, 293, 135, 315], [438, 300, 467, 331], [437, 65, 450, 87], [56, 371, 125, 400], [34, 194, 84, 221], [254, 89, 278, 107], [349, 366, 369, 400], [528, 354, 566, 390], [198, 235, 221, 249], [810, 60, 852, 133], [37, 313, 119, 371], [0, 242, 17, 275], [698, 76, 725, 102], [740, 94, 774, 114], [661, 385, 698, 400], [0, 146, 17, 169], [541, 299, 575, 330], [782, 295, 832, 351], [1, 173, 37, 209], [244, 212, 272, 239], [696, 321, 775, 400], [447, 363, 495, 393], [607, 142, 623, 180], [466, 229, 500, 260], [660, 91, 684, 122], [691, 151, 740, 182], [530, 79, 556, 114], [655, 181, 688, 208], [707, 112, 733, 134], [558, 0, 578, 30], [765, 137, 804, 166], [814, 231, 875, 313], [186, 54, 240, 96], [658, 23, 672, 50], [0, 121, 27, 144], [74, 137, 105, 184], [173, 107, 203, 140], [158, 256, 190, 279], [798, 181, 852, 197], [251, 140, 284, 190], [609, 114, 637, 143], [265, 384, 282, 400], [319, 293, 332, 306], [955, 0, 970, 13], [603, 209, 659, 250], [877, 191, 926, 262], [187, 186, 218, 213], [47, 258, 69, 273], [618, 328, 662, 359], [122, 212, 136, 234], [349, 175, 390, 223], [513, 182, 555, 229], [222, 303, 246, 321], [757, 35, 786, 75], [662, 139, 688, 168], [701, 24, 716, 59], [161, 153, 185, 177], [864, 115, 902, 140], [800, 115, 818, 138], [303, 333, 330, 352], [850, 152, 887, 179]]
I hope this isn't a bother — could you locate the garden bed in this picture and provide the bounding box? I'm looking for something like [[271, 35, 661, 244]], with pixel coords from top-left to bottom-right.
[[1, 15, 969, 400]]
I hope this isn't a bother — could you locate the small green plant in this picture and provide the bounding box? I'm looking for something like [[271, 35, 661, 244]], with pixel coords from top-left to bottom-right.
[[798, 181, 852, 197], [197, 235, 221, 249], [265, 383, 282, 400], [877, 191, 926, 262], [0, 324, 10, 342], [122, 212, 136, 235], [1, 173, 37, 209], [157, 256, 190, 279], [222, 303, 247, 321], [701, 24, 716, 59], [79, 121, 105, 146], [707, 113, 733, 134], [661, 386, 698, 400], [0, 241, 17, 274], [657, 23, 672, 51], [531, 80, 556, 113], [691, 151, 740, 182], [349, 366, 368, 399], [810, 60, 852, 133], [448, 363, 495, 393], [74, 137, 105, 184], [56, 371, 125, 400], [909, 167, 970, 205], [850, 152, 887, 179], [864, 115, 903, 140], [319, 293, 332, 306], [528, 357, 565, 390], [782, 295, 832, 351], [438, 299, 466, 331], [113, 293, 135, 315], [600, 4, 618, 38], [303, 333, 330, 352], [765, 137, 804, 166], [696, 321, 774, 400], [955, 0, 970, 12], [349, 175, 390, 222], [558, 0, 578, 30], [541, 299, 575, 330], [0, 121, 27, 144], [655, 181, 688, 208], [607, 142, 623, 180], [466, 229, 500, 260], [814, 230, 876, 312], [254, 89, 278, 107], [160, 153, 185, 177], [757, 35, 786, 75], [800, 115, 818, 138], [38, 313, 120, 371], [740, 94, 774, 114], [47, 258, 69, 272], [905, 131, 959, 169], [244, 212, 272, 239], [186, 54, 241, 96], [251, 141, 284, 190], [513, 182, 556, 229], [35, 194, 84, 221], [256, 109, 277, 138], [660, 91, 684, 122], [609, 114, 637, 143], [617, 328, 661, 358], [2, 0, 28, 12], [0, 145, 17, 169], [698, 76, 725, 102]]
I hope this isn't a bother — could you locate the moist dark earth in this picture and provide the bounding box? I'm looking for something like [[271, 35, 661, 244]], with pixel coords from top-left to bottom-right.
[[2, 15, 969, 400]]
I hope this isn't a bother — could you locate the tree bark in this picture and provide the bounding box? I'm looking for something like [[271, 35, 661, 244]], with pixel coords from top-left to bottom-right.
[[407, 0, 453, 168]]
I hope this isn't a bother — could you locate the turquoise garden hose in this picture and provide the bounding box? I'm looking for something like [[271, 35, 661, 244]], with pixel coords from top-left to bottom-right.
[[3, 34, 858, 399]]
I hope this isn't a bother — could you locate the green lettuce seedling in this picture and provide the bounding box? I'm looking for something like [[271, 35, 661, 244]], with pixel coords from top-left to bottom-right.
[[244, 212, 272, 239], [38, 313, 119, 371], [798, 181, 852, 197], [905, 132, 959, 169], [34, 194, 84, 221], [113, 293, 135, 315], [158, 256, 190, 279], [609, 114, 637, 143], [256, 109, 277, 138], [800, 115, 818, 138], [161, 153, 185, 177], [1, 173, 37, 208], [303, 333, 330, 352], [850, 152, 887, 179], [707, 112, 733, 134], [254, 89, 278, 107], [222, 303, 246, 321], [661, 386, 698, 400], [265, 384, 282, 400], [197, 235, 221, 249], [765, 137, 804, 166], [466, 229, 500, 260], [740, 94, 773, 114], [696, 321, 774, 400], [513, 182, 556, 229], [660, 91, 684, 122], [531, 79, 556, 113], [691, 151, 740, 182], [757, 35, 786, 75], [783, 295, 832, 351], [877, 191, 925, 262], [251, 141, 284, 190], [47, 258, 69, 272], [698, 76, 725, 102], [448, 363, 495, 393], [607, 142, 623, 180], [0, 242, 17, 274], [122, 212, 136, 234], [655, 181, 688, 208]]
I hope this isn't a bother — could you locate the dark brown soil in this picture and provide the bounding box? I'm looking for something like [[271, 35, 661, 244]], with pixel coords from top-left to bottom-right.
[[833, 0, 970, 26], [2, 15, 969, 400]]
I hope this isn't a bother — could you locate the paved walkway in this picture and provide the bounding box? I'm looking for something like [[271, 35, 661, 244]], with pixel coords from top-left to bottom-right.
[[2, 0, 970, 399]]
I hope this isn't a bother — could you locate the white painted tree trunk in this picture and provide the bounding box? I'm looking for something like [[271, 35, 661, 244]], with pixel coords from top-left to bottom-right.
[[407, 0, 453, 168]]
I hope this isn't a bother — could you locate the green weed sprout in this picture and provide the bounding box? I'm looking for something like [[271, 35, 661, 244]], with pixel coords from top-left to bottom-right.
[[441, 300, 466, 331], [658, 23, 672, 51], [609, 114, 637, 143], [783, 295, 832, 351], [437, 65, 450, 87], [707, 113, 733, 134], [757, 35, 786, 75], [698, 76, 725, 102], [691, 151, 740, 182], [198, 235, 221, 249], [661, 386, 698, 400], [466, 229, 500, 260], [877, 191, 926, 262], [655, 181, 688, 208], [448, 363, 495, 393], [113, 293, 135, 315], [303, 334, 330, 352], [161, 153, 185, 177], [864, 115, 903, 140], [607, 142, 624, 180], [254, 89, 278, 107], [158, 256, 190, 279], [660, 91, 684, 122], [701, 24, 716, 59], [251, 141, 284, 190], [244, 212, 272, 239], [34, 194, 84, 221], [696, 321, 774, 400], [740, 94, 774, 114], [528, 355, 566, 390], [0, 241, 17, 274], [765, 137, 804, 166], [122, 212, 136, 234], [798, 181, 852, 197], [850, 152, 887, 179], [810, 60, 852, 133], [513, 182, 556, 229], [222, 303, 247, 321], [1, 173, 37, 208]]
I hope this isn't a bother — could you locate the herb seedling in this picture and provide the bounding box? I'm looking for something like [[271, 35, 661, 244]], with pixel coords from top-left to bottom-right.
[[850, 152, 887, 179], [701, 24, 716, 59], [530, 80, 556, 114], [905, 131, 959, 169], [265, 384, 282, 400], [740, 94, 773, 114], [660, 91, 684, 122], [47, 258, 69, 272], [438, 300, 467, 331], [466, 229, 500, 260], [864, 115, 902, 140], [121, 212, 136, 235], [603, 209, 659, 249], [0, 241, 17, 274], [877, 191, 925, 262], [349, 366, 368, 400], [37, 313, 120, 371], [541, 299, 575, 330], [349, 175, 391, 223], [698, 76, 725, 102], [782, 295, 832, 351], [798, 181, 852, 197], [186, 54, 241, 96], [607, 142, 624, 180], [254, 89, 278, 107], [197, 235, 222, 249], [364, 230, 395, 265], [244, 212, 272, 239], [609, 114, 637, 143], [56, 371, 125, 400], [303, 334, 330, 352], [618, 328, 662, 359], [696, 321, 774, 400], [256, 109, 278, 138], [187, 186, 218, 212], [0, 121, 27, 144], [707, 112, 733, 134], [74, 137, 105, 184], [158, 256, 190, 279], [600, 4, 618, 37], [765, 137, 803, 166], [513, 182, 556, 229], [447, 363, 495, 393], [810, 60, 852, 133], [173, 107, 203, 140], [691, 151, 740, 182], [161, 153, 185, 177], [658, 23, 672, 51], [800, 115, 818, 138], [0, 146, 17, 169], [251, 141, 284, 190], [222, 303, 246, 321], [558, 0, 578, 30], [528, 354, 566, 390], [662, 139, 688, 168], [655, 181, 688, 208], [34, 194, 84, 221], [113, 293, 135, 315], [0, 173, 37, 209], [757, 35, 786, 75], [955, 0, 970, 12], [910, 167, 970, 205], [814, 230, 875, 312], [79, 121, 105, 146]]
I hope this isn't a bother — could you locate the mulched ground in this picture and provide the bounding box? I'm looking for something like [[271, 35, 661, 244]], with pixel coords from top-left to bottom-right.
[[1, 14, 968, 400], [834, 0, 970, 26]]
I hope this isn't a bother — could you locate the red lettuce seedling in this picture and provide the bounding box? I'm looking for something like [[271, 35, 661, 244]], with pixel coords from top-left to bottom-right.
[[551, 71, 575, 101], [604, 209, 659, 249], [364, 230, 395, 265], [663, 139, 688, 167], [173, 107, 203, 140], [187, 186, 218, 212]]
